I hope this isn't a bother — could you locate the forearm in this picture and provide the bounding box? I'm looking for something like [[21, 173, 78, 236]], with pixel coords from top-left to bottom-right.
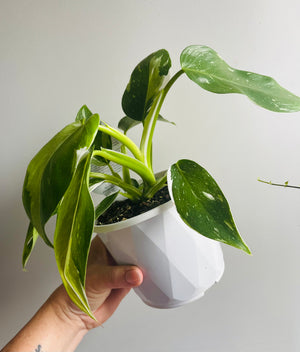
[[1, 288, 88, 352]]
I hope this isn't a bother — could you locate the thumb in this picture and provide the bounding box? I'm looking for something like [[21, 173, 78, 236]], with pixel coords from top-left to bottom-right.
[[87, 265, 143, 292]]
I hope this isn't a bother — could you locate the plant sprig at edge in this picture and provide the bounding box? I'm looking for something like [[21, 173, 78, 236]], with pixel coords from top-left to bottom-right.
[[22, 45, 300, 318]]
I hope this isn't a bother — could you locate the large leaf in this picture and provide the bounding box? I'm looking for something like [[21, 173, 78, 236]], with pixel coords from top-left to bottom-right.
[[22, 113, 100, 246], [168, 159, 250, 254], [181, 45, 300, 112], [54, 150, 95, 318], [122, 49, 171, 121]]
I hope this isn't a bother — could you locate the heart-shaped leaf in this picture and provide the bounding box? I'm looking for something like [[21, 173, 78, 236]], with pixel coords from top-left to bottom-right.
[[22, 113, 100, 246], [168, 159, 250, 254], [54, 150, 95, 318], [122, 49, 171, 121], [181, 45, 300, 112]]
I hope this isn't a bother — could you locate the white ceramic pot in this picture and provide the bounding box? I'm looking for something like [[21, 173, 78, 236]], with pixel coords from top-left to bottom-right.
[[94, 199, 224, 309]]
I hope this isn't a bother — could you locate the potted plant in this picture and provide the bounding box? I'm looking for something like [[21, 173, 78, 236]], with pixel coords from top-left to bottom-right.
[[22, 45, 300, 318]]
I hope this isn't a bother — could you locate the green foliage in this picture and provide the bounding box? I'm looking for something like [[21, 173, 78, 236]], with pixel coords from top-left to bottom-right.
[[169, 160, 250, 254], [22, 45, 300, 316], [54, 150, 95, 318], [181, 45, 300, 112]]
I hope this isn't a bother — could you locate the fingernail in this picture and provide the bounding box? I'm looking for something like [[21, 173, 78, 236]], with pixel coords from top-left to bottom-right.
[[125, 269, 142, 285]]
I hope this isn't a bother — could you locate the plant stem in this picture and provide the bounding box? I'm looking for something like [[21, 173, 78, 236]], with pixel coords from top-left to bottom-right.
[[93, 149, 156, 186], [90, 171, 142, 199], [98, 124, 144, 162], [140, 69, 184, 170], [121, 144, 132, 185], [144, 173, 168, 198], [258, 178, 300, 189]]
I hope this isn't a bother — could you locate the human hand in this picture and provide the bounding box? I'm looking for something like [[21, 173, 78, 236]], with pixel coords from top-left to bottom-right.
[[49, 236, 143, 331]]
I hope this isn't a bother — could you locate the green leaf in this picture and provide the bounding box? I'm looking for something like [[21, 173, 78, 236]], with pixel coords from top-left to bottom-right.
[[76, 105, 112, 163], [180, 45, 300, 112], [54, 150, 95, 318], [169, 159, 251, 254], [122, 49, 172, 121], [22, 222, 39, 268], [75, 105, 93, 122], [22, 114, 100, 246], [118, 115, 175, 133], [95, 191, 119, 219]]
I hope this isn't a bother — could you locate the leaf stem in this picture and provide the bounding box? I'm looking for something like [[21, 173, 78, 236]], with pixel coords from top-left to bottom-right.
[[144, 173, 168, 198], [93, 149, 156, 186], [140, 69, 184, 170], [258, 178, 300, 189], [90, 171, 142, 199], [98, 124, 143, 161], [120, 145, 132, 184]]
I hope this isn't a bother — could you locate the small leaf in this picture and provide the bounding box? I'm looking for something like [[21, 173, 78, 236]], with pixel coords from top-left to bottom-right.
[[22, 223, 39, 268], [181, 45, 300, 112], [118, 116, 141, 133], [22, 114, 100, 246], [169, 159, 250, 254], [95, 191, 119, 219], [75, 105, 93, 122], [118, 115, 175, 133], [54, 151, 95, 318], [122, 49, 171, 121]]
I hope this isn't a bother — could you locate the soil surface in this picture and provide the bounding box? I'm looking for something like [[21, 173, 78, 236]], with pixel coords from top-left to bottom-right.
[[96, 186, 171, 225]]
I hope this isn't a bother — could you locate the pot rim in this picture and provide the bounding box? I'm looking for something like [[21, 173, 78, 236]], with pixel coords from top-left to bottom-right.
[[93, 199, 173, 234]]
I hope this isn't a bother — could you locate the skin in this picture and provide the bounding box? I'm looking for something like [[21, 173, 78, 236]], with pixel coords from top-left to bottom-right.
[[1, 236, 143, 352]]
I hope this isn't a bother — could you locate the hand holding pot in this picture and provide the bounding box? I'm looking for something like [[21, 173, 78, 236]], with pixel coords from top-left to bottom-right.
[[1, 236, 143, 352], [58, 235, 144, 330]]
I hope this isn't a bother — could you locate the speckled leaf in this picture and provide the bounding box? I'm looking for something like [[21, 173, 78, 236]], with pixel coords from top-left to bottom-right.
[[169, 159, 250, 253], [181, 45, 300, 112], [122, 49, 171, 121], [54, 151, 95, 318]]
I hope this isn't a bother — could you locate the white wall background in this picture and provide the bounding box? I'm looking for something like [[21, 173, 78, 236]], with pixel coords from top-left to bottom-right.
[[1, 0, 300, 351]]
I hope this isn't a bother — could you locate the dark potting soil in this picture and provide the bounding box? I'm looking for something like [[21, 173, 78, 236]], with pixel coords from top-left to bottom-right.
[[96, 186, 171, 225]]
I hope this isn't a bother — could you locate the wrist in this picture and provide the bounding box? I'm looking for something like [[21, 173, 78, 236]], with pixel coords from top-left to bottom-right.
[[47, 285, 90, 335]]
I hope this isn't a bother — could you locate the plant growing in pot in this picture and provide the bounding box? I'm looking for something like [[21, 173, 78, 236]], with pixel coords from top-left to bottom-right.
[[22, 45, 300, 318]]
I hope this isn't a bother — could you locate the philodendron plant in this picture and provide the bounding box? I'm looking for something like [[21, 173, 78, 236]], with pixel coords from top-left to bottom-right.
[[22, 45, 300, 318]]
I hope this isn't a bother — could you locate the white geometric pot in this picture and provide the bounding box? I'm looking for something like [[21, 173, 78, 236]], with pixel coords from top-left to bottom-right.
[[94, 200, 224, 309]]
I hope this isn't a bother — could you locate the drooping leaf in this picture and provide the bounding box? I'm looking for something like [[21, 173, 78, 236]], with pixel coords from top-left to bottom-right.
[[180, 45, 300, 112], [95, 191, 119, 219], [122, 49, 172, 121], [169, 159, 251, 254], [54, 150, 95, 318], [118, 115, 175, 133], [22, 222, 39, 268], [22, 114, 100, 246]]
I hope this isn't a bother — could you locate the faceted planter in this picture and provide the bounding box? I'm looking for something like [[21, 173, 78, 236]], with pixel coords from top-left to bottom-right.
[[94, 198, 224, 309]]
